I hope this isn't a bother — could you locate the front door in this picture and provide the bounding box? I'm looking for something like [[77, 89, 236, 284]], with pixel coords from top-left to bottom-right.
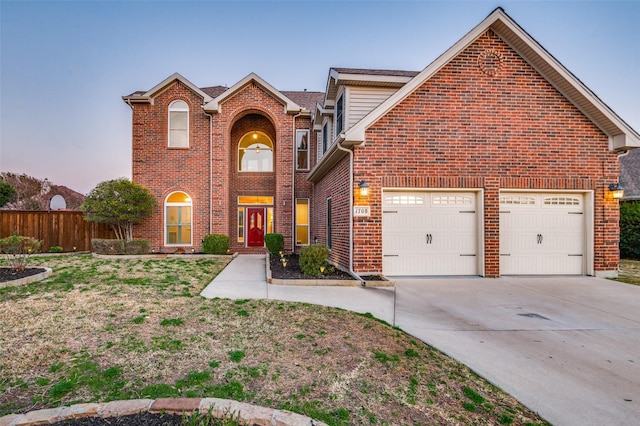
[[247, 208, 265, 247]]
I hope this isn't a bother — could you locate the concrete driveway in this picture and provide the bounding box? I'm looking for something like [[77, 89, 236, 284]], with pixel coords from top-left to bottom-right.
[[393, 276, 640, 426], [202, 256, 640, 425]]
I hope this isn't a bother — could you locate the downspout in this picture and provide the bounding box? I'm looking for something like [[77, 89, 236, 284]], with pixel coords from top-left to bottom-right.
[[203, 109, 214, 236], [336, 141, 365, 285], [291, 111, 304, 252]]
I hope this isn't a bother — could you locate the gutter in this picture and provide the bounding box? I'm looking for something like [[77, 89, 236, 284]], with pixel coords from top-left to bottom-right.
[[336, 141, 365, 285]]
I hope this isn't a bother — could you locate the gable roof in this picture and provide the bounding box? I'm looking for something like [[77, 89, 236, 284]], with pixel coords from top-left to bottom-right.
[[341, 7, 640, 151], [203, 73, 306, 114], [620, 149, 640, 200], [122, 72, 214, 104]]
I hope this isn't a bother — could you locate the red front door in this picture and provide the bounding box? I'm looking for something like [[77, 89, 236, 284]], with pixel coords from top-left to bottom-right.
[[247, 208, 265, 247]]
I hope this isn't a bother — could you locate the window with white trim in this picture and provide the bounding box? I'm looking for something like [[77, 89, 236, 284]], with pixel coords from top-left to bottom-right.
[[296, 199, 309, 245], [322, 122, 329, 154], [335, 95, 344, 135], [296, 130, 309, 170], [238, 131, 273, 172], [168, 100, 189, 148], [165, 192, 192, 245]]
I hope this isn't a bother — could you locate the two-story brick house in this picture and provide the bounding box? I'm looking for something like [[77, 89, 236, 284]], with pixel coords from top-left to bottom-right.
[[123, 8, 638, 278]]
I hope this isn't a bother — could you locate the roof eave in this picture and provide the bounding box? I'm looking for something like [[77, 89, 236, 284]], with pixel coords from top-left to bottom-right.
[[203, 72, 302, 114]]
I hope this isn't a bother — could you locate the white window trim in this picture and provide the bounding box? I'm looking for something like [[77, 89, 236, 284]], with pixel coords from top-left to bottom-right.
[[295, 198, 310, 246], [335, 91, 344, 138], [296, 129, 310, 170], [164, 191, 193, 246], [168, 100, 189, 148]]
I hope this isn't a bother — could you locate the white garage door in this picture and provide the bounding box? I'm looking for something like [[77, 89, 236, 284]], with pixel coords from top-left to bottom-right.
[[383, 192, 478, 276], [500, 193, 584, 275]]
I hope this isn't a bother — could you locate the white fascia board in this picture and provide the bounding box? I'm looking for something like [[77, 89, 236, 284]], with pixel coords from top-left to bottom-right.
[[204, 72, 302, 114], [143, 72, 213, 103]]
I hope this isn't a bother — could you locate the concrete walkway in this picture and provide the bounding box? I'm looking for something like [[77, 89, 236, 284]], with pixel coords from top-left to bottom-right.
[[201, 255, 640, 426], [201, 254, 396, 323]]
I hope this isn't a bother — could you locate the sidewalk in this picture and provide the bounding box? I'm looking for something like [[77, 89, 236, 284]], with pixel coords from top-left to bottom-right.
[[200, 254, 396, 324]]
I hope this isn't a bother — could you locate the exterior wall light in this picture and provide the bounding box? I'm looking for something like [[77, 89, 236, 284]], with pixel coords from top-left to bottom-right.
[[608, 183, 624, 199], [358, 180, 370, 197]]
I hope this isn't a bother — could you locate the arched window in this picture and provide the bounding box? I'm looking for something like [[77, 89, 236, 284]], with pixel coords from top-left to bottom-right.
[[169, 100, 189, 147], [165, 191, 192, 245], [238, 131, 273, 172]]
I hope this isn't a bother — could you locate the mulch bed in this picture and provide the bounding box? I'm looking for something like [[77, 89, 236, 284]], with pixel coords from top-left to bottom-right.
[[269, 253, 384, 281], [0, 267, 46, 283], [52, 412, 185, 425]]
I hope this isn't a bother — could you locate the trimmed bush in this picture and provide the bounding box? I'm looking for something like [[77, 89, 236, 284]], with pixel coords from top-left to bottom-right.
[[91, 238, 125, 255], [49, 246, 64, 253], [91, 239, 151, 255], [299, 244, 330, 277], [125, 240, 150, 255], [0, 233, 42, 271], [203, 234, 229, 255], [620, 201, 640, 259], [265, 233, 284, 256]]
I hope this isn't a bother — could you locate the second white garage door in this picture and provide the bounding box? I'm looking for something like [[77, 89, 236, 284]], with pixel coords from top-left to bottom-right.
[[500, 193, 585, 275], [382, 191, 478, 276]]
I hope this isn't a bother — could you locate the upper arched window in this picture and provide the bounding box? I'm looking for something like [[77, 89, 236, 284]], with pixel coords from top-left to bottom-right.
[[238, 131, 273, 172], [165, 191, 192, 246], [169, 100, 189, 148]]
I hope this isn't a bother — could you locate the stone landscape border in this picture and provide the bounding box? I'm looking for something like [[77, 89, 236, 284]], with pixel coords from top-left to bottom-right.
[[0, 398, 328, 426], [0, 267, 52, 290]]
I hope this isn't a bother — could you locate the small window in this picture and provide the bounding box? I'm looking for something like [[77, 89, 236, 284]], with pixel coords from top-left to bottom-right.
[[335, 95, 344, 135], [165, 191, 192, 245], [384, 194, 425, 205], [322, 122, 329, 154], [296, 199, 309, 245], [238, 131, 273, 172], [500, 196, 536, 206], [544, 196, 580, 206], [238, 208, 244, 243], [326, 198, 332, 249], [432, 195, 472, 206], [296, 130, 309, 170], [169, 100, 189, 148]]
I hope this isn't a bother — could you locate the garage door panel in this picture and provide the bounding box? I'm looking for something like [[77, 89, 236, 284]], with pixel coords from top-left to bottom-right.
[[500, 193, 584, 275], [383, 191, 478, 276]]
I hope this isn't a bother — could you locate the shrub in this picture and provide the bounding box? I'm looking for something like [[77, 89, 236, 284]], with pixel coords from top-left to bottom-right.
[[49, 246, 64, 253], [264, 233, 284, 256], [0, 233, 42, 271], [202, 234, 229, 255], [620, 201, 640, 259], [91, 238, 125, 255], [299, 244, 329, 277], [125, 240, 150, 255]]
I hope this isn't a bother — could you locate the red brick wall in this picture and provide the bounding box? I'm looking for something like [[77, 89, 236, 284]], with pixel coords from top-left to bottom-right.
[[311, 155, 351, 270], [351, 30, 618, 276], [131, 80, 212, 252], [131, 79, 314, 254]]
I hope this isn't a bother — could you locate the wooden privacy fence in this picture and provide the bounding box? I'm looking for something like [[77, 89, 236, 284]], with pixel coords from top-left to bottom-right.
[[0, 211, 114, 252]]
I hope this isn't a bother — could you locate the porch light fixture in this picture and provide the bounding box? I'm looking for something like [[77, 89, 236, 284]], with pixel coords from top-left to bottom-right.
[[358, 180, 370, 197], [608, 183, 624, 199], [253, 132, 258, 139]]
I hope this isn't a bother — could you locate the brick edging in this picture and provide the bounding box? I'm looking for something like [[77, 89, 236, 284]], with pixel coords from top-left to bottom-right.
[[0, 268, 52, 290], [0, 398, 328, 426]]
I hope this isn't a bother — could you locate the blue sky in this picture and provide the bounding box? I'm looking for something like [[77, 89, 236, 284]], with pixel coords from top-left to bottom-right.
[[1, 0, 638, 194]]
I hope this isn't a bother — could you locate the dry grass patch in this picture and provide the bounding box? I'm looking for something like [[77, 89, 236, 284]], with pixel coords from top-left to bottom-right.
[[0, 255, 547, 425]]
